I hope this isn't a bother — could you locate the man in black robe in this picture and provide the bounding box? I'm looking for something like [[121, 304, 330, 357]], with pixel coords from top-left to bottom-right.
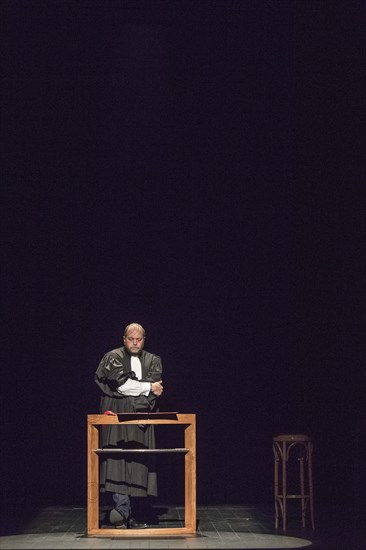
[[95, 322, 163, 529]]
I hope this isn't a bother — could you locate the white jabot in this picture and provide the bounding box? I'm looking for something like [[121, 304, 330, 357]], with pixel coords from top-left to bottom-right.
[[131, 356, 142, 379]]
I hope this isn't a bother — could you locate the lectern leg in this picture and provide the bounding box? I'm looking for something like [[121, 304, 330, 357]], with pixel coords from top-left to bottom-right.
[[87, 423, 99, 532]]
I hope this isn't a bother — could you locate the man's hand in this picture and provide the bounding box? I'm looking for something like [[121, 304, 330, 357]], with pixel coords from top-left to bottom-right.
[[151, 381, 163, 396]]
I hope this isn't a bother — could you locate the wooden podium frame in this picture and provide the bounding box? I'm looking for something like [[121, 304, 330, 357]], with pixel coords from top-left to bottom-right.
[[87, 413, 196, 537]]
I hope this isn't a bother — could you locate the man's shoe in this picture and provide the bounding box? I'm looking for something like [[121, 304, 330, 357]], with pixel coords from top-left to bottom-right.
[[128, 516, 149, 529], [109, 509, 127, 529]]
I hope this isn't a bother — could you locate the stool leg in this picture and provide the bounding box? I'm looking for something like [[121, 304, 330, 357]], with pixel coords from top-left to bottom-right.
[[282, 441, 287, 531], [308, 442, 315, 529], [299, 457, 306, 527], [273, 442, 280, 529]]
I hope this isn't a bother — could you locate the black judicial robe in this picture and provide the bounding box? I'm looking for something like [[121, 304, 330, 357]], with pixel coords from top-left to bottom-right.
[[94, 347, 163, 497]]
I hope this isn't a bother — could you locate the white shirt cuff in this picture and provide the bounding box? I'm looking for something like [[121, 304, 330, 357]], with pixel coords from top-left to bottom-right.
[[117, 378, 151, 397]]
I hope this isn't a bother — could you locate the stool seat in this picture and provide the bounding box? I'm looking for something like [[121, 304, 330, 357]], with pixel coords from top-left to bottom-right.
[[273, 433, 315, 531], [273, 434, 311, 442]]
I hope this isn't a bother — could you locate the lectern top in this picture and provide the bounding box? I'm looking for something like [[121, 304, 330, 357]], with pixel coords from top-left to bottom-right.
[[87, 413, 196, 425]]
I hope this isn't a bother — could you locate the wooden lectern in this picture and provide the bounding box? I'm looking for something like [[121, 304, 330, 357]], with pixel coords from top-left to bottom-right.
[[87, 413, 196, 537]]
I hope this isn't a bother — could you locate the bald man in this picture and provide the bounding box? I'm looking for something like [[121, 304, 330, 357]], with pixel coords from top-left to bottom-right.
[[95, 323, 163, 529]]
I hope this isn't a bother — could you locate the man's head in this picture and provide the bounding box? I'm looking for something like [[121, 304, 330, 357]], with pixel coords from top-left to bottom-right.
[[123, 323, 146, 355]]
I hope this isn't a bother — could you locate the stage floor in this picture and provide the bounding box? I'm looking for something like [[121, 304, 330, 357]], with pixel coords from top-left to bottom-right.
[[0, 503, 363, 549]]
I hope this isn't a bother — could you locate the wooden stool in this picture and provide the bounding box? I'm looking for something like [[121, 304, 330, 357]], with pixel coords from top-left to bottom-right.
[[273, 434, 315, 530]]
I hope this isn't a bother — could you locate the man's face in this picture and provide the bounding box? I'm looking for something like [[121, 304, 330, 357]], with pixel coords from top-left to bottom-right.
[[124, 328, 145, 355]]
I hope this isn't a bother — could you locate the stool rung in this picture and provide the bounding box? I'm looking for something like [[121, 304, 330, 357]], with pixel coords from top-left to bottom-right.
[[276, 494, 310, 499]]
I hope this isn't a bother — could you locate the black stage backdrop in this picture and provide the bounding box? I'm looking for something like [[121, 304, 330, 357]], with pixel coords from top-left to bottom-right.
[[1, 0, 365, 524]]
